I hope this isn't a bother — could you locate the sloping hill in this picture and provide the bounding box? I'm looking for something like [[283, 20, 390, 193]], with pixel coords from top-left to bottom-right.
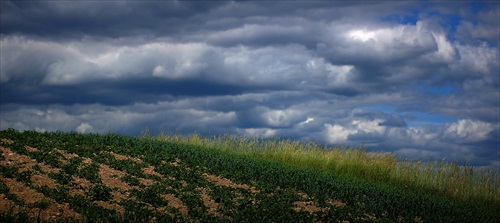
[[0, 129, 498, 222]]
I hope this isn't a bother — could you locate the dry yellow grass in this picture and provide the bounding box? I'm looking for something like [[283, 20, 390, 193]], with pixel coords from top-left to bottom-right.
[[146, 130, 500, 205]]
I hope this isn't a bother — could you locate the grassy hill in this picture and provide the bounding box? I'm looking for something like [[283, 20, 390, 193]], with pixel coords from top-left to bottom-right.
[[0, 129, 498, 222]]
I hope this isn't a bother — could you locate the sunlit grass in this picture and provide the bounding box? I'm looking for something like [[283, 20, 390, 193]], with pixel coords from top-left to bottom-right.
[[143, 129, 500, 205]]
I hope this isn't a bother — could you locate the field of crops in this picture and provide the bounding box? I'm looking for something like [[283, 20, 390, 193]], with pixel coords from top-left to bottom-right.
[[147, 130, 499, 205], [0, 129, 499, 222]]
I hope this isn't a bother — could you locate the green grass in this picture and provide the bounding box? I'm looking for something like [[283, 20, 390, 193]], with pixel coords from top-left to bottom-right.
[[0, 128, 498, 222], [147, 129, 500, 205]]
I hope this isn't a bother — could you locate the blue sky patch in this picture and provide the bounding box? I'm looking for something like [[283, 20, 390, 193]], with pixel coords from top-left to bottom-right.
[[381, 11, 419, 25], [411, 83, 456, 96]]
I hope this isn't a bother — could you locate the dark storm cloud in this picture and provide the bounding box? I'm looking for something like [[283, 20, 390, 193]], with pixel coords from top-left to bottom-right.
[[379, 113, 407, 127], [0, 76, 251, 105], [1, 1, 499, 168], [1, 0, 224, 39]]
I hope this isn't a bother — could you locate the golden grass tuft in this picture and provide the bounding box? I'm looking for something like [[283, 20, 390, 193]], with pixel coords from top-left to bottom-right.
[[147, 130, 499, 205]]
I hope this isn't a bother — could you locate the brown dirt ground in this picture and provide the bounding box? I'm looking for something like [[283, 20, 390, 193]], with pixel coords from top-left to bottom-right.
[[0, 138, 350, 222], [0, 146, 82, 222]]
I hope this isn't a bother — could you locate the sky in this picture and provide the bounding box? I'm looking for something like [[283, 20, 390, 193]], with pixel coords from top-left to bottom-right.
[[1, 1, 499, 168]]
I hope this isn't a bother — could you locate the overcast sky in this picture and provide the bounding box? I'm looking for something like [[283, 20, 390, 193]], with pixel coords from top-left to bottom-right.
[[1, 1, 499, 168]]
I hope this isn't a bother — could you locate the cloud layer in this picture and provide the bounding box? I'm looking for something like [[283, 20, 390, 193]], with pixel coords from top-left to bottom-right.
[[1, 1, 499, 168]]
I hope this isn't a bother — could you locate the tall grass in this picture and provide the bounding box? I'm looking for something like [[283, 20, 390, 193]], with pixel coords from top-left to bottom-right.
[[143, 129, 500, 205]]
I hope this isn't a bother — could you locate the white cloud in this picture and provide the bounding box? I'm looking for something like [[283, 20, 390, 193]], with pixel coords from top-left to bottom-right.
[[429, 32, 458, 63], [456, 6, 500, 44], [261, 108, 302, 127], [352, 119, 386, 135], [306, 58, 354, 86], [348, 29, 376, 42], [0, 36, 65, 84], [146, 43, 212, 79], [76, 122, 93, 133], [236, 127, 276, 138], [452, 43, 499, 76], [299, 117, 314, 126], [200, 23, 306, 45], [324, 119, 387, 144], [0, 38, 217, 85], [221, 45, 313, 85], [343, 21, 436, 52], [0, 107, 79, 132], [2, 36, 359, 88], [324, 124, 354, 143], [184, 109, 237, 126], [326, 64, 354, 85], [444, 119, 494, 142]]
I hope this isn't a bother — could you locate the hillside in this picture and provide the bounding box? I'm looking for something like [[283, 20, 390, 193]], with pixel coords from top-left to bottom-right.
[[0, 129, 498, 222]]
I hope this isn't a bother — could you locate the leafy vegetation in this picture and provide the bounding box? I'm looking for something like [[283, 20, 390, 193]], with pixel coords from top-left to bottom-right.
[[149, 130, 500, 205], [0, 128, 498, 222]]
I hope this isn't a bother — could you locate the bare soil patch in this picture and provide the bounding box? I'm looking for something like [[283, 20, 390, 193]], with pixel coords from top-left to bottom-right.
[[0, 137, 365, 222]]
